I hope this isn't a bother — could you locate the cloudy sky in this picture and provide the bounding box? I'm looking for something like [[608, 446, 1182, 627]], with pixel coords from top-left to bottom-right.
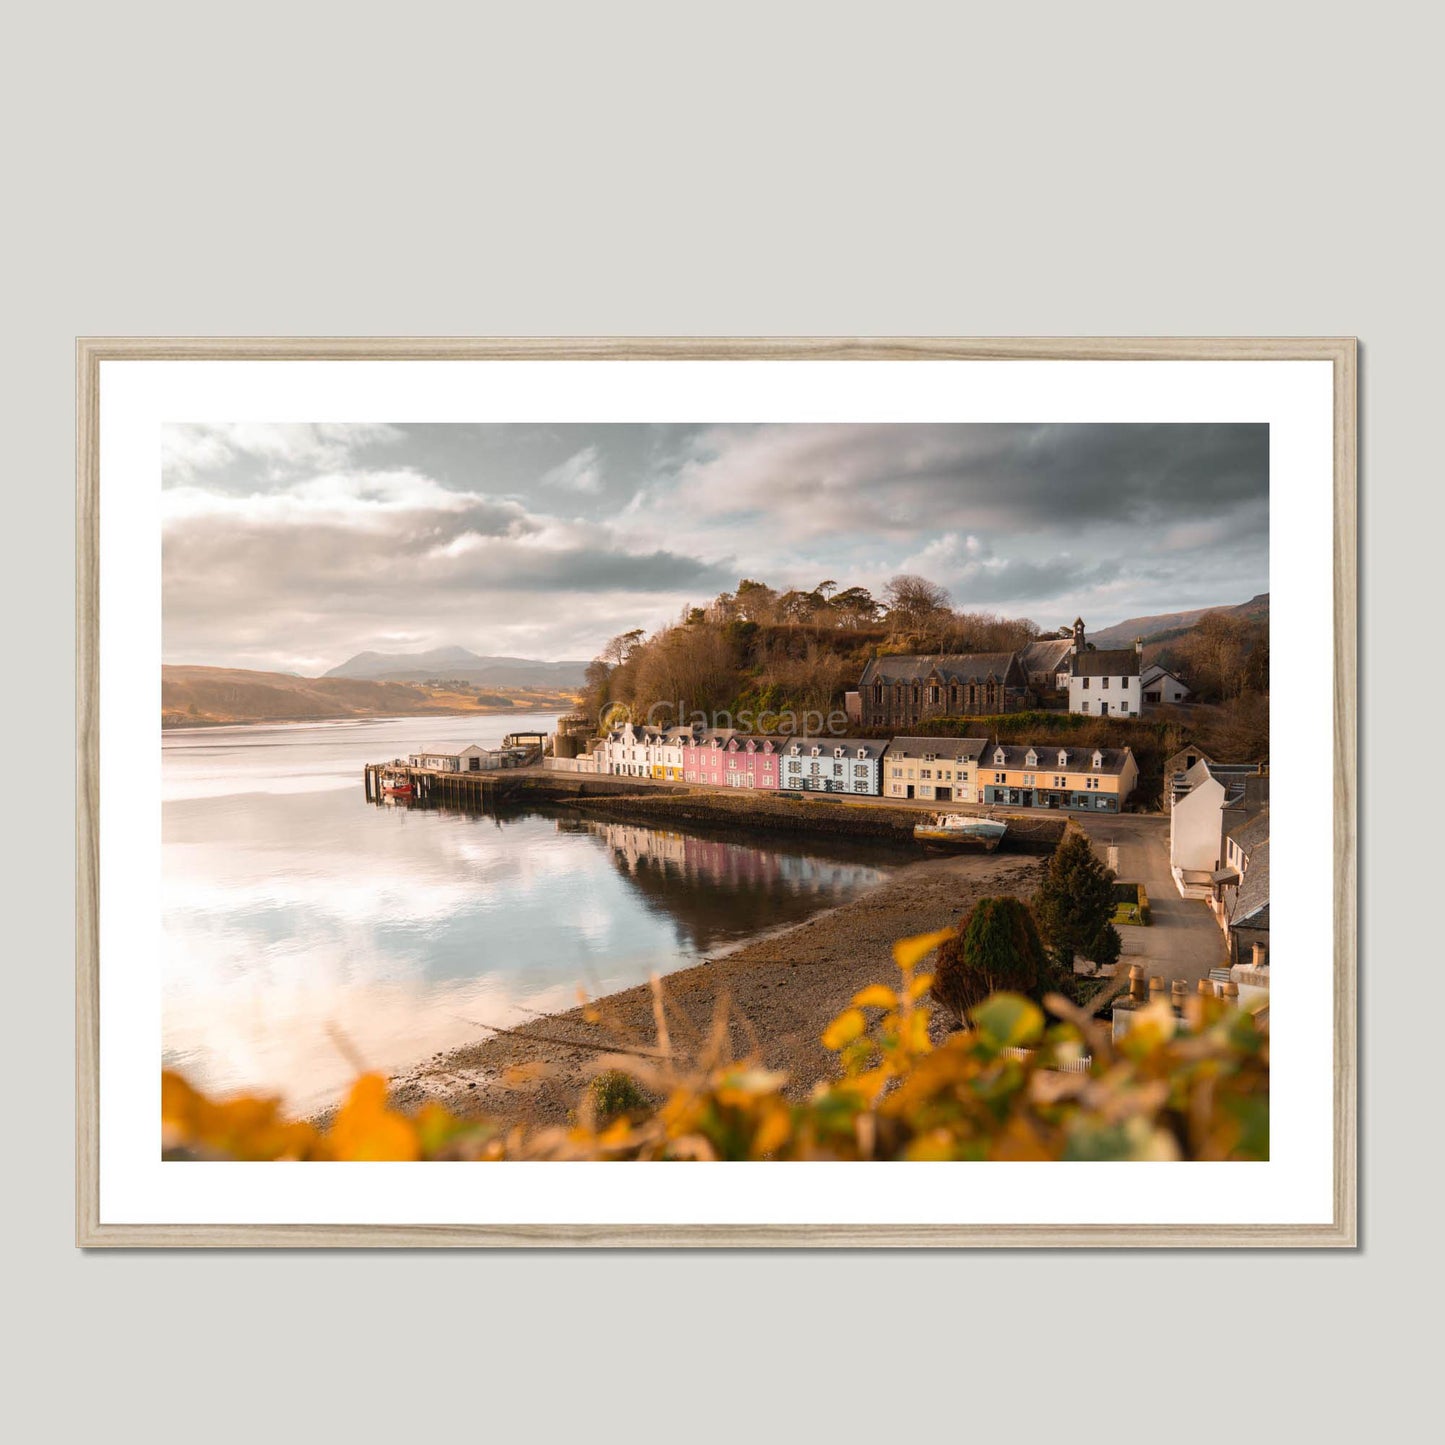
[[162, 422, 1268, 675]]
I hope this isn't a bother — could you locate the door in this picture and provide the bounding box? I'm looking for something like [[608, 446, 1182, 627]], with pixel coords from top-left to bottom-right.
[[906, 785, 914, 799], [935, 786, 951, 802], [1100, 702, 1110, 716]]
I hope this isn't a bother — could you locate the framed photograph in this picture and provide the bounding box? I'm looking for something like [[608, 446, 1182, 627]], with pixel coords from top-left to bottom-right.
[[77, 337, 1356, 1247]]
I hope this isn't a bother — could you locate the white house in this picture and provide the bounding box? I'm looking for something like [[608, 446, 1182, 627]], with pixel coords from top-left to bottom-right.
[[1141, 663, 1191, 707], [1169, 759, 1269, 898], [1065, 619, 1143, 717], [595, 722, 694, 780]]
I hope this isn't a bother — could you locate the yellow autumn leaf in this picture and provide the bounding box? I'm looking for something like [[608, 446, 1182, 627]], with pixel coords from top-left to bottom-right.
[[852, 983, 898, 1010], [751, 1107, 792, 1159], [326, 1073, 420, 1161], [821, 1007, 867, 1051], [907, 972, 935, 1001], [892, 928, 956, 973]]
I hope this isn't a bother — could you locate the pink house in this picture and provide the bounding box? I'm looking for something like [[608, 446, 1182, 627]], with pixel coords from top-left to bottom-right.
[[682, 731, 782, 789]]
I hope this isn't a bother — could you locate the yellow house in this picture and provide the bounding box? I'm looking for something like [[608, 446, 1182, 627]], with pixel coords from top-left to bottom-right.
[[981, 743, 1139, 813], [883, 737, 988, 802]]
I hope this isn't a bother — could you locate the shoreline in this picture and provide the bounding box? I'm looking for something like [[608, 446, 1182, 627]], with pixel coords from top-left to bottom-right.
[[161, 707, 545, 732], [383, 847, 1048, 1129]]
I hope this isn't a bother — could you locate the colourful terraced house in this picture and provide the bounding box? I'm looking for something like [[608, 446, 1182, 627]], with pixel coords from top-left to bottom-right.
[[681, 730, 783, 789], [980, 743, 1139, 813], [778, 738, 886, 795], [882, 736, 988, 802]]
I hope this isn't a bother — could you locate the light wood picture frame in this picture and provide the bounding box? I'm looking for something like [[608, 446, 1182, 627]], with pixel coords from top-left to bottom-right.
[[76, 336, 1357, 1248]]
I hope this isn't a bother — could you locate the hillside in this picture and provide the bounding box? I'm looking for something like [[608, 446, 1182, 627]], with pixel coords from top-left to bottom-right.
[[161, 665, 578, 728], [1089, 594, 1269, 648], [325, 647, 589, 689]]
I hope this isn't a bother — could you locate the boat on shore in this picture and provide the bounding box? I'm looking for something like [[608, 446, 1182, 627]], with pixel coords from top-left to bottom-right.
[[913, 813, 1008, 851]]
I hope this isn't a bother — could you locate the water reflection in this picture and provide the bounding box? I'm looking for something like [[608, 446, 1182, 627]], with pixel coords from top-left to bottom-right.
[[163, 716, 896, 1110]]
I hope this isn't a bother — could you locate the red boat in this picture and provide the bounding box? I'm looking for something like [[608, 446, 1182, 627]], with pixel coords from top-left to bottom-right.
[[380, 769, 413, 797]]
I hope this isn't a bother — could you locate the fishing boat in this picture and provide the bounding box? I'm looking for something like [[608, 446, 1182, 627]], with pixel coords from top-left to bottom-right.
[[380, 768, 414, 797], [913, 813, 1007, 851]]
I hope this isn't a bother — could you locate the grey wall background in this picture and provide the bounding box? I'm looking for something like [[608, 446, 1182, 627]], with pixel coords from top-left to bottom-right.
[[5, 1, 1429, 1437]]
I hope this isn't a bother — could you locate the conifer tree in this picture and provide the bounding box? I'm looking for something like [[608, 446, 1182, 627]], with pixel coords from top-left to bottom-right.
[[1033, 831, 1121, 971], [932, 895, 1051, 1024]]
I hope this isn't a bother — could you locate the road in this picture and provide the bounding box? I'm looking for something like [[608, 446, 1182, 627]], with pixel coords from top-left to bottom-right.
[[1074, 812, 1227, 983]]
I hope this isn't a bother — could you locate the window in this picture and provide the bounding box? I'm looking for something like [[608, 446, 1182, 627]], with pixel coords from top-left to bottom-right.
[[1120, 702, 1129, 715], [994, 771, 1007, 784], [1022, 774, 1035, 786], [833, 763, 843, 776], [1054, 775, 1066, 788], [1081, 677, 1090, 689], [854, 765, 869, 779], [1102, 676, 1109, 689], [921, 769, 932, 780], [891, 767, 902, 778], [1080, 702, 1089, 713], [1086, 776, 1099, 790]]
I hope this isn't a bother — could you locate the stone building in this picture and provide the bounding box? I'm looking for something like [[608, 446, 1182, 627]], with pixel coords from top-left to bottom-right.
[[856, 652, 1028, 728]]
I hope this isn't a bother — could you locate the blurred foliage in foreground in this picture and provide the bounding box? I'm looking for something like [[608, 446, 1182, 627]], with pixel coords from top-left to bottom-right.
[[162, 929, 1268, 1162]]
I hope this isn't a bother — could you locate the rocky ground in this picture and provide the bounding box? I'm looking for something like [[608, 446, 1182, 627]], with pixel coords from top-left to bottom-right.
[[385, 849, 1048, 1129]]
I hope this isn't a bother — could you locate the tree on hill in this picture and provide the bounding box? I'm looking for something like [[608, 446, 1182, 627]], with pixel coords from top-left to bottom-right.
[[1033, 832, 1121, 972], [884, 574, 951, 626], [931, 896, 1055, 1024]]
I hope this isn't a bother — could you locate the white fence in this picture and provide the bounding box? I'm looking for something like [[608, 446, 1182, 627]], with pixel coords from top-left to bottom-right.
[[543, 756, 598, 774], [1000, 1046, 1092, 1074]]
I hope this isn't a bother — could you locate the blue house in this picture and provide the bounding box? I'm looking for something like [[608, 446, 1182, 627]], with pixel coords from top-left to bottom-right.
[[778, 737, 886, 795]]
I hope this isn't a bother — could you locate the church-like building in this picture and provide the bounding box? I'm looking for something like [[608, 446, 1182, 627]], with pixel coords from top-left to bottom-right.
[[855, 651, 1029, 729]]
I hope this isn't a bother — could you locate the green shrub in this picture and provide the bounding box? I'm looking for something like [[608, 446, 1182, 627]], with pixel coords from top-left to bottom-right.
[[932, 896, 1055, 1023], [589, 1069, 650, 1122]]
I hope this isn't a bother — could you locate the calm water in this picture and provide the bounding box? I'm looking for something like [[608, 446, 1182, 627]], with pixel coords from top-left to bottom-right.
[[162, 713, 895, 1109]]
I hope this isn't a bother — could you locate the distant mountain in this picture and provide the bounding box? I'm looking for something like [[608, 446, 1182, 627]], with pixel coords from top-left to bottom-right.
[[1089, 594, 1269, 649], [324, 648, 590, 689], [161, 665, 578, 728]]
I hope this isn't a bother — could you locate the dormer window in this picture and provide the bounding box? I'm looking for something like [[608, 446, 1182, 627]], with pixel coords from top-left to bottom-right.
[[834, 747, 845, 759], [810, 746, 822, 757], [857, 748, 867, 760], [1092, 750, 1104, 769], [1058, 749, 1069, 766], [1025, 749, 1038, 767], [789, 744, 801, 756], [994, 748, 1006, 765]]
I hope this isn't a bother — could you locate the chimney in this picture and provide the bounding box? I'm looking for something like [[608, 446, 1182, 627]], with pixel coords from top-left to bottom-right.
[[1197, 979, 1213, 995], [1135, 637, 1144, 655], [1149, 975, 1165, 997], [1129, 964, 1148, 1003], [1223, 979, 1240, 1002]]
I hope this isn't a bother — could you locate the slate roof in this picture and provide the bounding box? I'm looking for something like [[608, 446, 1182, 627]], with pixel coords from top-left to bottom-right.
[[886, 736, 988, 762], [1228, 808, 1271, 856], [1071, 647, 1141, 678], [859, 652, 1026, 687], [983, 743, 1136, 775], [780, 737, 888, 760], [1231, 838, 1270, 928], [1141, 663, 1188, 688], [1019, 637, 1075, 675]]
